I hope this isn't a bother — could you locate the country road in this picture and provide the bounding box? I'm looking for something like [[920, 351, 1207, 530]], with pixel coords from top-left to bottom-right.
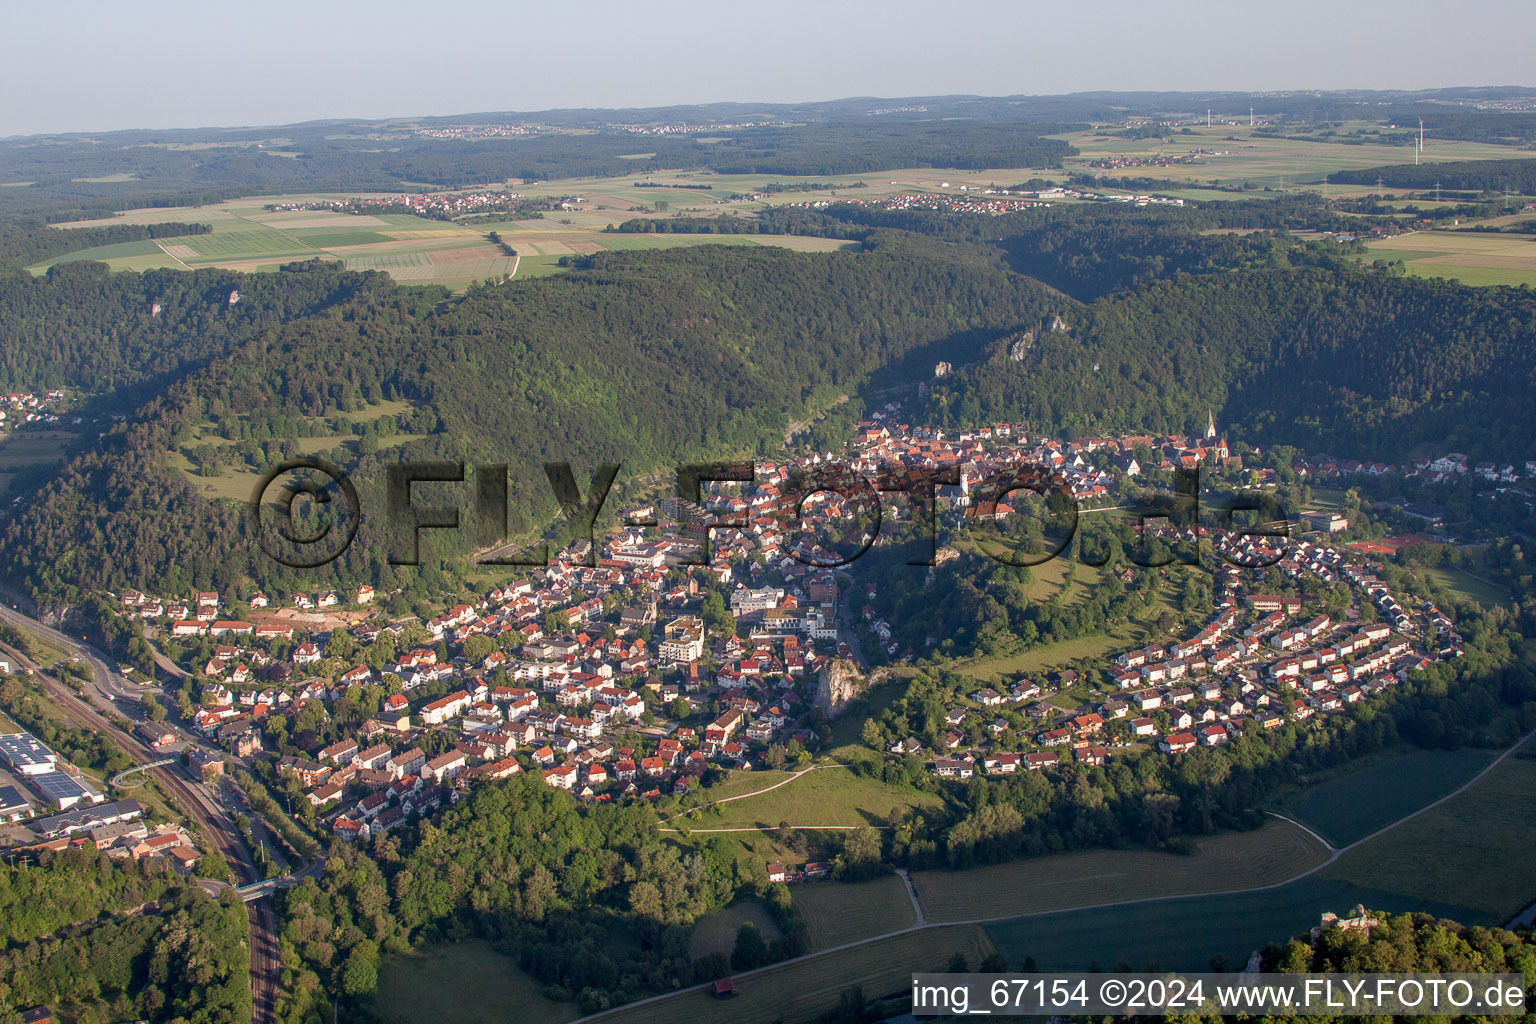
[[575, 726, 1536, 1024]]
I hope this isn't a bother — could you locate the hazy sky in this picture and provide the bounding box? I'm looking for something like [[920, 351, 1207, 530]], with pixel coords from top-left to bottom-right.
[[4, 0, 1533, 137]]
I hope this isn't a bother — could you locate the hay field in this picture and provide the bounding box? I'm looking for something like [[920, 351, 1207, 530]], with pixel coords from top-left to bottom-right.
[[912, 818, 1329, 923]]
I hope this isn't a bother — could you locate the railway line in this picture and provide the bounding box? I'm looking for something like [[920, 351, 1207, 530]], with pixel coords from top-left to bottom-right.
[[1, 607, 281, 1023]]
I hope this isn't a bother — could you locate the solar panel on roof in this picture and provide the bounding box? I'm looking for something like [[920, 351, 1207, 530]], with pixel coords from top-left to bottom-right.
[[27, 771, 90, 802]]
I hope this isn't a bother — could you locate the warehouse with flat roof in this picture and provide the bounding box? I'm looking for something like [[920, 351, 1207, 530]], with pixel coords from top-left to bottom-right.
[[0, 732, 58, 776]]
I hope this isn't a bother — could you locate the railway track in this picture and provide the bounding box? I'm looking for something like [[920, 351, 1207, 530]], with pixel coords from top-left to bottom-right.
[[5, 620, 281, 1023]]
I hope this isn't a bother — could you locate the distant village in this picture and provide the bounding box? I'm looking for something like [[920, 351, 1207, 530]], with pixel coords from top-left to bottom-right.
[[0, 388, 68, 429]]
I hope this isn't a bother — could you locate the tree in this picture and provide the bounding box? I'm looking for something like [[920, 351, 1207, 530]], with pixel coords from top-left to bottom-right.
[[730, 922, 768, 971], [462, 634, 495, 664], [340, 939, 380, 996], [141, 693, 167, 722]]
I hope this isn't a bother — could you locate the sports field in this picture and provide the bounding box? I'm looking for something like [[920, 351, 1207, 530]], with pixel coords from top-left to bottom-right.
[[1423, 566, 1516, 609], [1272, 747, 1496, 847], [792, 874, 916, 951], [911, 818, 1328, 923], [1361, 229, 1536, 287], [374, 940, 574, 1024], [586, 925, 995, 1024]]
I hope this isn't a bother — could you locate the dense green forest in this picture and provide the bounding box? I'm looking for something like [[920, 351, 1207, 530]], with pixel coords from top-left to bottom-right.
[[1334, 157, 1536, 192], [274, 776, 753, 1019], [921, 265, 1536, 457], [0, 852, 250, 1024], [0, 241, 1060, 606], [0, 120, 1077, 215]]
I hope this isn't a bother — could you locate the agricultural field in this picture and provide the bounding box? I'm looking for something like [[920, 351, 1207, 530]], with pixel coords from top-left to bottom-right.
[[985, 736, 1536, 972], [985, 874, 1484, 973], [35, 198, 516, 288], [1319, 742, 1536, 921], [588, 925, 995, 1024], [912, 818, 1328, 924], [373, 940, 574, 1024], [1272, 747, 1496, 847], [0, 429, 77, 498], [1360, 229, 1536, 287], [1059, 122, 1522, 190], [688, 899, 781, 961], [32, 189, 856, 290], [792, 874, 916, 951]]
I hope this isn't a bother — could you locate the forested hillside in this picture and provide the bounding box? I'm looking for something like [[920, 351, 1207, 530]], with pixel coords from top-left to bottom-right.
[[922, 267, 1536, 458], [0, 242, 1059, 606]]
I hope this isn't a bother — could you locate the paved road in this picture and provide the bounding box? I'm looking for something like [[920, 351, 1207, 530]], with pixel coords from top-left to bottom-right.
[[0, 601, 281, 1023], [576, 727, 1536, 1024]]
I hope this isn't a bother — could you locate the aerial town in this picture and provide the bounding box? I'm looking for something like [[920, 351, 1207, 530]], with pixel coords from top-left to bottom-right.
[[0, 404, 1478, 859]]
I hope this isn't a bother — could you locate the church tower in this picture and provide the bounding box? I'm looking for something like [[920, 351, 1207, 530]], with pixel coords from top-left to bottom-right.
[[1205, 409, 1217, 440]]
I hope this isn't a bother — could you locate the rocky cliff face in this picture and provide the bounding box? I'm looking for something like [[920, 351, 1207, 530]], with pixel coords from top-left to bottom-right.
[[815, 658, 867, 717]]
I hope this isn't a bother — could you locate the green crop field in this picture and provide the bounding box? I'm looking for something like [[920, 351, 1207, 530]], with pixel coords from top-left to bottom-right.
[[1360, 230, 1536, 288], [912, 818, 1329, 924], [1319, 744, 1536, 920], [1272, 747, 1496, 846], [374, 940, 574, 1024], [587, 925, 995, 1024], [985, 874, 1484, 973], [688, 899, 781, 961], [793, 874, 916, 951]]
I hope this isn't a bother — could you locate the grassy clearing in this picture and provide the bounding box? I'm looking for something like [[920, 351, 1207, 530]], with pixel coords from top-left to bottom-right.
[[668, 827, 839, 871], [7, 623, 72, 668], [825, 676, 908, 754], [1423, 566, 1513, 609], [1320, 743, 1536, 920], [793, 874, 915, 951], [374, 940, 574, 1024], [913, 818, 1329, 924], [985, 874, 1484, 973], [1272, 747, 1496, 846], [588, 925, 995, 1024], [0, 430, 75, 470], [682, 764, 942, 829], [688, 899, 781, 960]]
